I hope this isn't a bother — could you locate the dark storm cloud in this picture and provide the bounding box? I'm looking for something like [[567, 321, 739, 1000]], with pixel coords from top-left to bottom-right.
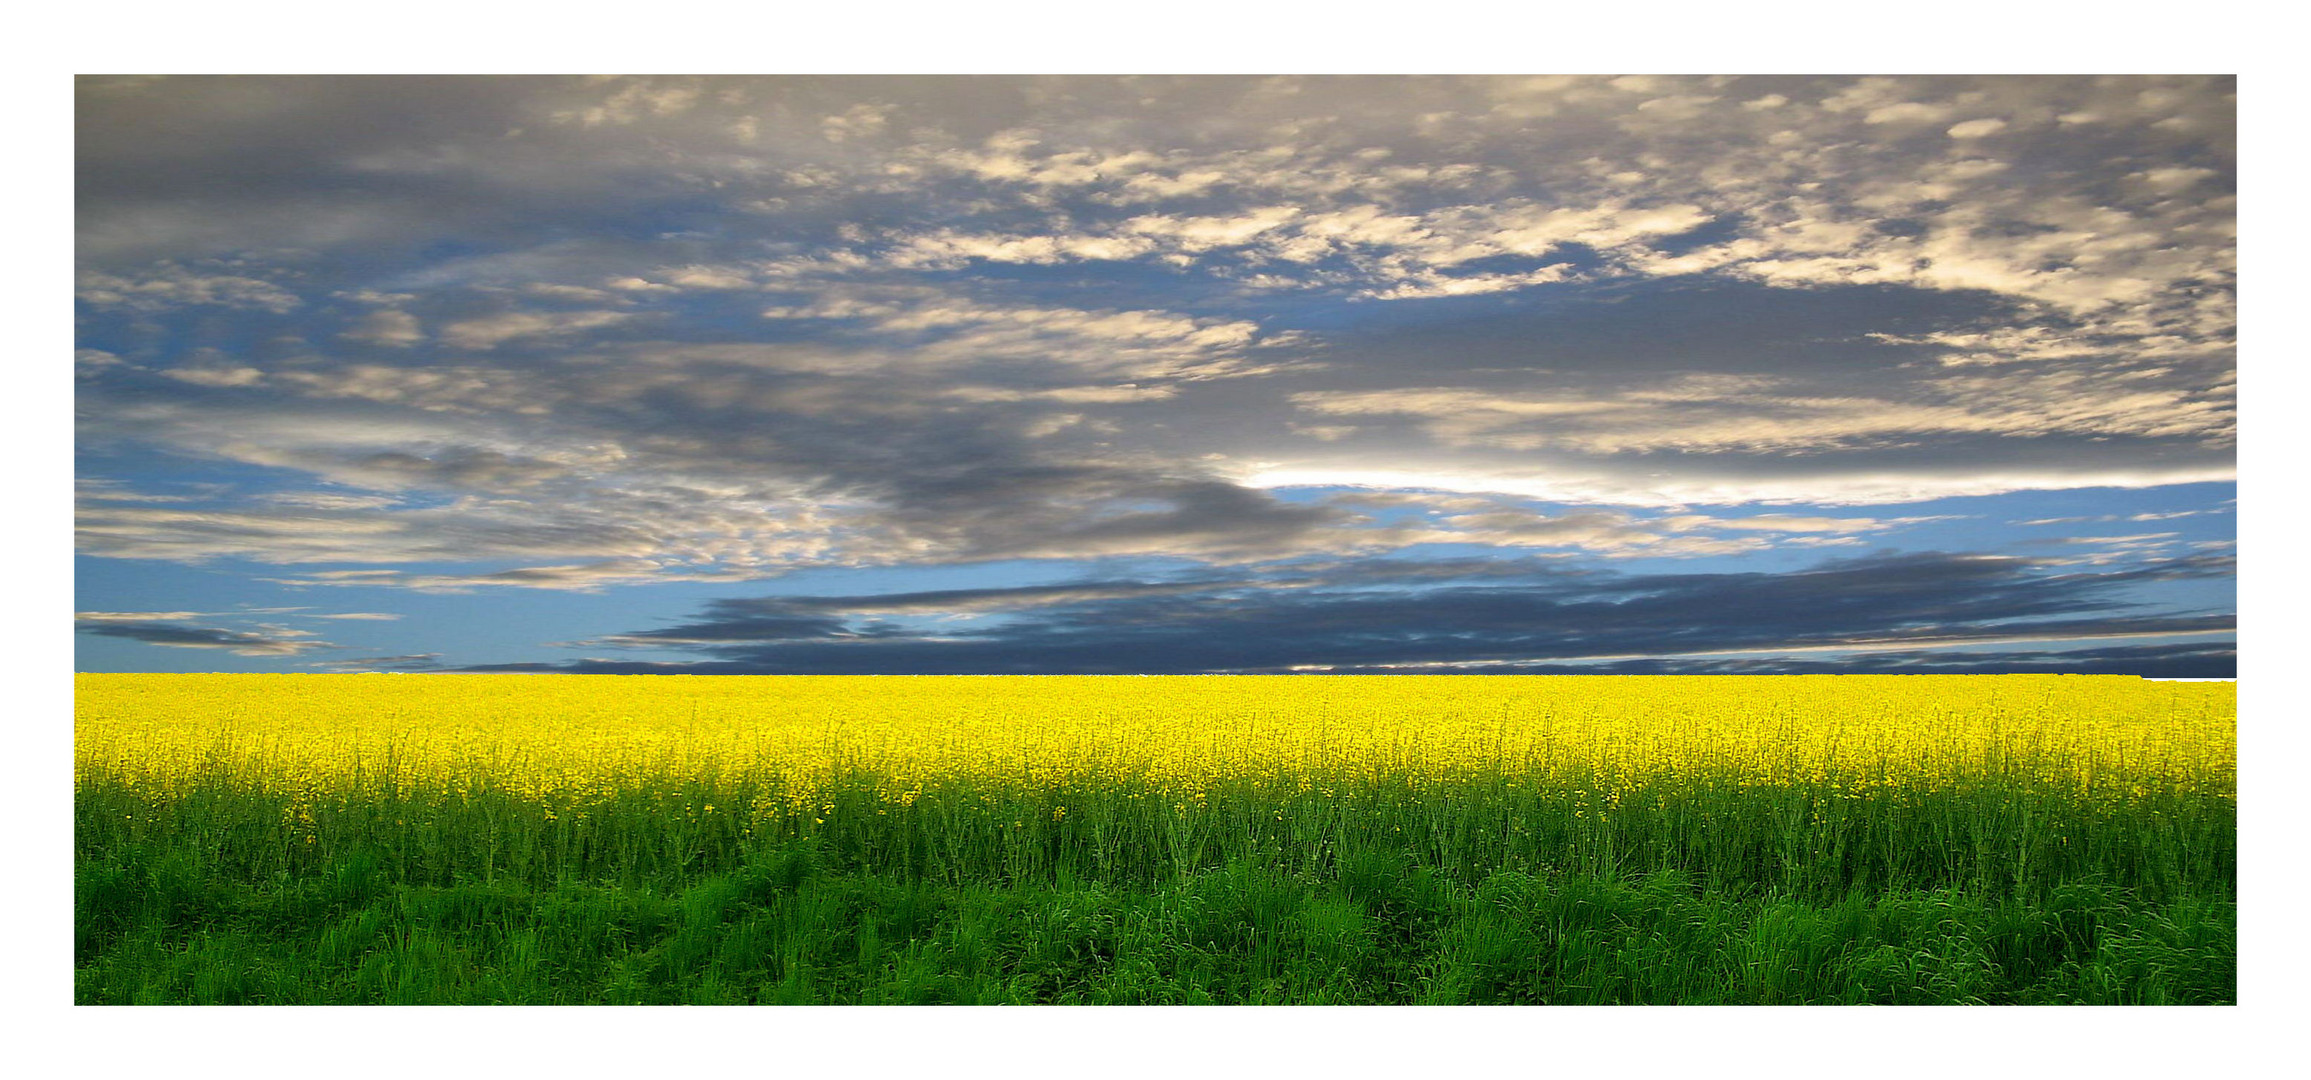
[[1311, 642, 2236, 678], [522, 551, 2233, 675], [605, 610, 856, 645]]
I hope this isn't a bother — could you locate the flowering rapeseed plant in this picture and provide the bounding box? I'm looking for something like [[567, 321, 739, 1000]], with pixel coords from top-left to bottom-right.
[[75, 673, 2233, 813]]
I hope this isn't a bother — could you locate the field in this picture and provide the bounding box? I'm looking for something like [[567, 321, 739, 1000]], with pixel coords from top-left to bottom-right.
[[73, 673, 2236, 1004]]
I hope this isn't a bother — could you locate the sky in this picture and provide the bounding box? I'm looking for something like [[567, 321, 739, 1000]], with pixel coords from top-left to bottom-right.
[[72, 74, 2237, 677]]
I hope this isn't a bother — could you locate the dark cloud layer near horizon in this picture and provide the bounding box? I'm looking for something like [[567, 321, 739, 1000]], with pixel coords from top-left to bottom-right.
[[76, 617, 337, 657], [76, 76, 2234, 675], [460, 642, 2237, 680], [439, 550, 2235, 676]]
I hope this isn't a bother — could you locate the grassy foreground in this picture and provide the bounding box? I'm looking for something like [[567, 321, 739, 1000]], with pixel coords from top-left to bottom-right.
[[74, 674, 2235, 1004]]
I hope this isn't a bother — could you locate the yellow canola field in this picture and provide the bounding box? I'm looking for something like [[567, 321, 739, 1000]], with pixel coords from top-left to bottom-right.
[[75, 674, 2234, 810]]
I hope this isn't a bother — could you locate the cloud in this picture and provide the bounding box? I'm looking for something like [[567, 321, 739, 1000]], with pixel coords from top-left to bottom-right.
[[341, 309, 425, 346], [259, 492, 404, 510], [77, 77, 2231, 320], [265, 559, 758, 594], [507, 550, 2233, 675], [550, 77, 703, 127], [76, 493, 674, 568], [77, 265, 301, 314], [756, 290, 1286, 381], [1308, 641, 2235, 678], [159, 366, 266, 388], [1362, 265, 1574, 300], [305, 654, 443, 671], [439, 309, 632, 349], [2056, 533, 2180, 545], [1660, 514, 1925, 534], [77, 618, 340, 657], [1287, 369, 2231, 457], [74, 76, 2233, 602]]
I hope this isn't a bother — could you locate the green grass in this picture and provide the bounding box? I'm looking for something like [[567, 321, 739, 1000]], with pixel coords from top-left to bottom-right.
[[74, 774, 2235, 1004]]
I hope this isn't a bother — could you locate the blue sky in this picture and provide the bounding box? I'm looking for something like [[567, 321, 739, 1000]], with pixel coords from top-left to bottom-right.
[[74, 75, 2236, 676]]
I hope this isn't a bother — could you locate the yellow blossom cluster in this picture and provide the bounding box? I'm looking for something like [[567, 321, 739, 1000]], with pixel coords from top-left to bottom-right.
[[74, 673, 2234, 811]]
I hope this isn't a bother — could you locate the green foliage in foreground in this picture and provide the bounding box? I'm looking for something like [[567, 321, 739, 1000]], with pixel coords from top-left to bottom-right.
[[75, 777, 2235, 1004], [77, 849, 2234, 1005]]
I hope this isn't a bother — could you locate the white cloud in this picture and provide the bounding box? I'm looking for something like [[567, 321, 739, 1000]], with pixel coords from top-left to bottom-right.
[[887, 230, 1160, 268], [161, 366, 266, 388], [946, 384, 1178, 404], [1237, 464, 2235, 510], [341, 309, 425, 346], [269, 560, 771, 594], [1659, 514, 1910, 534], [260, 491, 404, 510], [1290, 369, 2232, 458], [1122, 206, 1302, 250], [658, 265, 758, 290], [2059, 532, 2181, 545], [821, 103, 891, 143], [759, 289, 1286, 380], [1363, 265, 1574, 300], [1864, 102, 1953, 125], [77, 349, 126, 377], [440, 310, 631, 349], [274, 365, 535, 415], [551, 77, 704, 127], [78, 266, 301, 314], [2137, 166, 2217, 194]]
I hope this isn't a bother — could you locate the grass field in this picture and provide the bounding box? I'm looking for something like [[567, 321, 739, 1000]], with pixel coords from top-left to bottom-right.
[[73, 673, 2236, 1004]]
